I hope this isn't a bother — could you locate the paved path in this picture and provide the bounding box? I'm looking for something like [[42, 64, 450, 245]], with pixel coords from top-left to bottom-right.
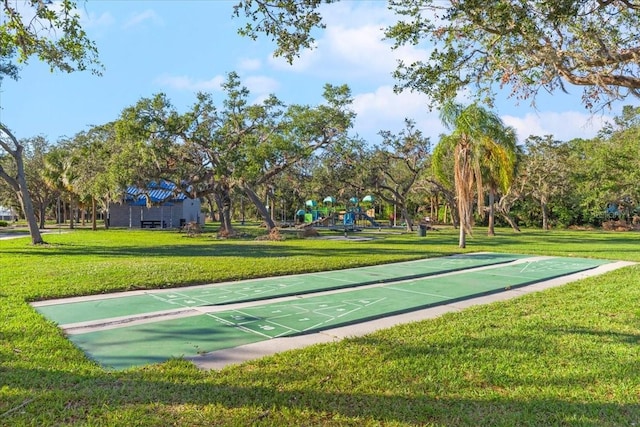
[[0, 228, 67, 240]]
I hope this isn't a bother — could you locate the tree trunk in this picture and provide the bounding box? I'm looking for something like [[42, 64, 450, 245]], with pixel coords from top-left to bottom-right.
[[242, 184, 276, 231], [91, 197, 97, 231], [400, 206, 413, 231], [451, 203, 460, 228], [104, 197, 110, 230], [270, 194, 275, 222], [499, 212, 521, 232], [205, 195, 217, 222], [541, 199, 550, 230], [18, 171, 44, 244], [487, 187, 495, 236], [38, 203, 46, 229], [430, 196, 436, 222], [496, 192, 521, 232], [459, 224, 466, 248], [0, 124, 44, 244], [436, 188, 457, 227], [69, 199, 75, 229], [215, 186, 235, 235]]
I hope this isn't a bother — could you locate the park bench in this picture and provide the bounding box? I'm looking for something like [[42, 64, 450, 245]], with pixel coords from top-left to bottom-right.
[[140, 220, 165, 229]]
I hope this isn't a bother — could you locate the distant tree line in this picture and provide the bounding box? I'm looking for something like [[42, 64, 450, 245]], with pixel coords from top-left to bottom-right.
[[3, 0, 640, 247], [2, 71, 639, 246]]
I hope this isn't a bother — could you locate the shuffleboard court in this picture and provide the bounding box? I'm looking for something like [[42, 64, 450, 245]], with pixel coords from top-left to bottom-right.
[[61, 255, 610, 370], [33, 252, 521, 325]]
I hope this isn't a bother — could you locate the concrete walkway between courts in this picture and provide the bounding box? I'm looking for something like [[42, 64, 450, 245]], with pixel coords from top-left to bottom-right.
[[31, 253, 633, 370]]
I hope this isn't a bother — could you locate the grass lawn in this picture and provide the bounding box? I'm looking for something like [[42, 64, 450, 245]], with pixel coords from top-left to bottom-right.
[[1, 225, 639, 426]]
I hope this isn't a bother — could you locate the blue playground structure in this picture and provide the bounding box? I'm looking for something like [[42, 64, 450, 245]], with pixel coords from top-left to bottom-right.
[[297, 195, 380, 231]]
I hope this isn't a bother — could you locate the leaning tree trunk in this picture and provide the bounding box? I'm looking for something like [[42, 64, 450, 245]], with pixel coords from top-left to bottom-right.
[[0, 124, 44, 244], [400, 206, 413, 232], [241, 184, 276, 231], [499, 211, 521, 232], [496, 193, 521, 232], [17, 170, 44, 244]]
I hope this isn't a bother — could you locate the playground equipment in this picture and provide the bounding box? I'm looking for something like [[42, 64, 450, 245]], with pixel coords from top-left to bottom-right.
[[323, 196, 336, 204], [296, 195, 380, 230], [346, 195, 380, 227], [296, 198, 336, 227]]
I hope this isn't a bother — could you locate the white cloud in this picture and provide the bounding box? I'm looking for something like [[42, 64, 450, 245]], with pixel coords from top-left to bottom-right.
[[154, 74, 225, 92], [502, 111, 612, 142], [80, 10, 115, 29], [123, 9, 163, 29], [267, 1, 426, 81], [237, 58, 262, 71], [352, 86, 444, 143], [324, 25, 394, 72], [244, 75, 280, 95], [154, 73, 276, 103]]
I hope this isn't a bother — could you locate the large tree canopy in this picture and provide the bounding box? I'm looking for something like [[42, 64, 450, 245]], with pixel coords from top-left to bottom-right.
[[1, 0, 102, 244], [1, 0, 102, 75], [112, 73, 354, 233], [233, 0, 335, 64], [234, 0, 640, 109], [389, 0, 640, 109]]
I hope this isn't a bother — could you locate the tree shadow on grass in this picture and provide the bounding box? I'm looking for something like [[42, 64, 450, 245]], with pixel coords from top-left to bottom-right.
[[3, 288, 639, 425], [1, 362, 638, 426], [0, 239, 447, 260]]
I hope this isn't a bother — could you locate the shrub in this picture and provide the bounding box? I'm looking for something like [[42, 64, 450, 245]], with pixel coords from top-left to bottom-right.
[[299, 227, 320, 238], [255, 228, 284, 241]]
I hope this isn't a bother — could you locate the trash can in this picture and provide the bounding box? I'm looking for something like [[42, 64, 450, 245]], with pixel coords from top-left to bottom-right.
[[417, 224, 427, 237]]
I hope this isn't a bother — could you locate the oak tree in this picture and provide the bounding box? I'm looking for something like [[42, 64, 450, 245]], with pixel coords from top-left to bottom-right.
[[235, 1, 640, 109], [0, 0, 101, 243]]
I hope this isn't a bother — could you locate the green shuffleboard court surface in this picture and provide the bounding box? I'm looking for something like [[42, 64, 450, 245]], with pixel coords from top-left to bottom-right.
[[34, 253, 521, 325], [58, 255, 609, 370]]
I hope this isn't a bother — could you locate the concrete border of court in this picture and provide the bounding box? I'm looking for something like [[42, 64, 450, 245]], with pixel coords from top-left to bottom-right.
[[189, 259, 634, 370]]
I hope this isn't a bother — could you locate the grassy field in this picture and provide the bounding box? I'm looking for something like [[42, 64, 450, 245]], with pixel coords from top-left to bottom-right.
[[1, 225, 639, 426]]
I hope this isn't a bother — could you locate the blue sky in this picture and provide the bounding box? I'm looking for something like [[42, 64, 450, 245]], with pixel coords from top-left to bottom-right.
[[1, 1, 636, 145]]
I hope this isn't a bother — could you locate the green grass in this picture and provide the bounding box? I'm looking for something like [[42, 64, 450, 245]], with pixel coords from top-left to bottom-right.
[[1, 226, 639, 426]]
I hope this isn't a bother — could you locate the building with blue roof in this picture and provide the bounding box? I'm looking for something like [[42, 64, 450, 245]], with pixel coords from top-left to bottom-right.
[[108, 181, 202, 229]]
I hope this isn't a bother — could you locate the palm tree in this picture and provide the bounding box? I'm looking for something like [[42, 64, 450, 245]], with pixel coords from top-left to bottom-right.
[[43, 145, 81, 229], [434, 102, 516, 248], [479, 126, 518, 236]]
